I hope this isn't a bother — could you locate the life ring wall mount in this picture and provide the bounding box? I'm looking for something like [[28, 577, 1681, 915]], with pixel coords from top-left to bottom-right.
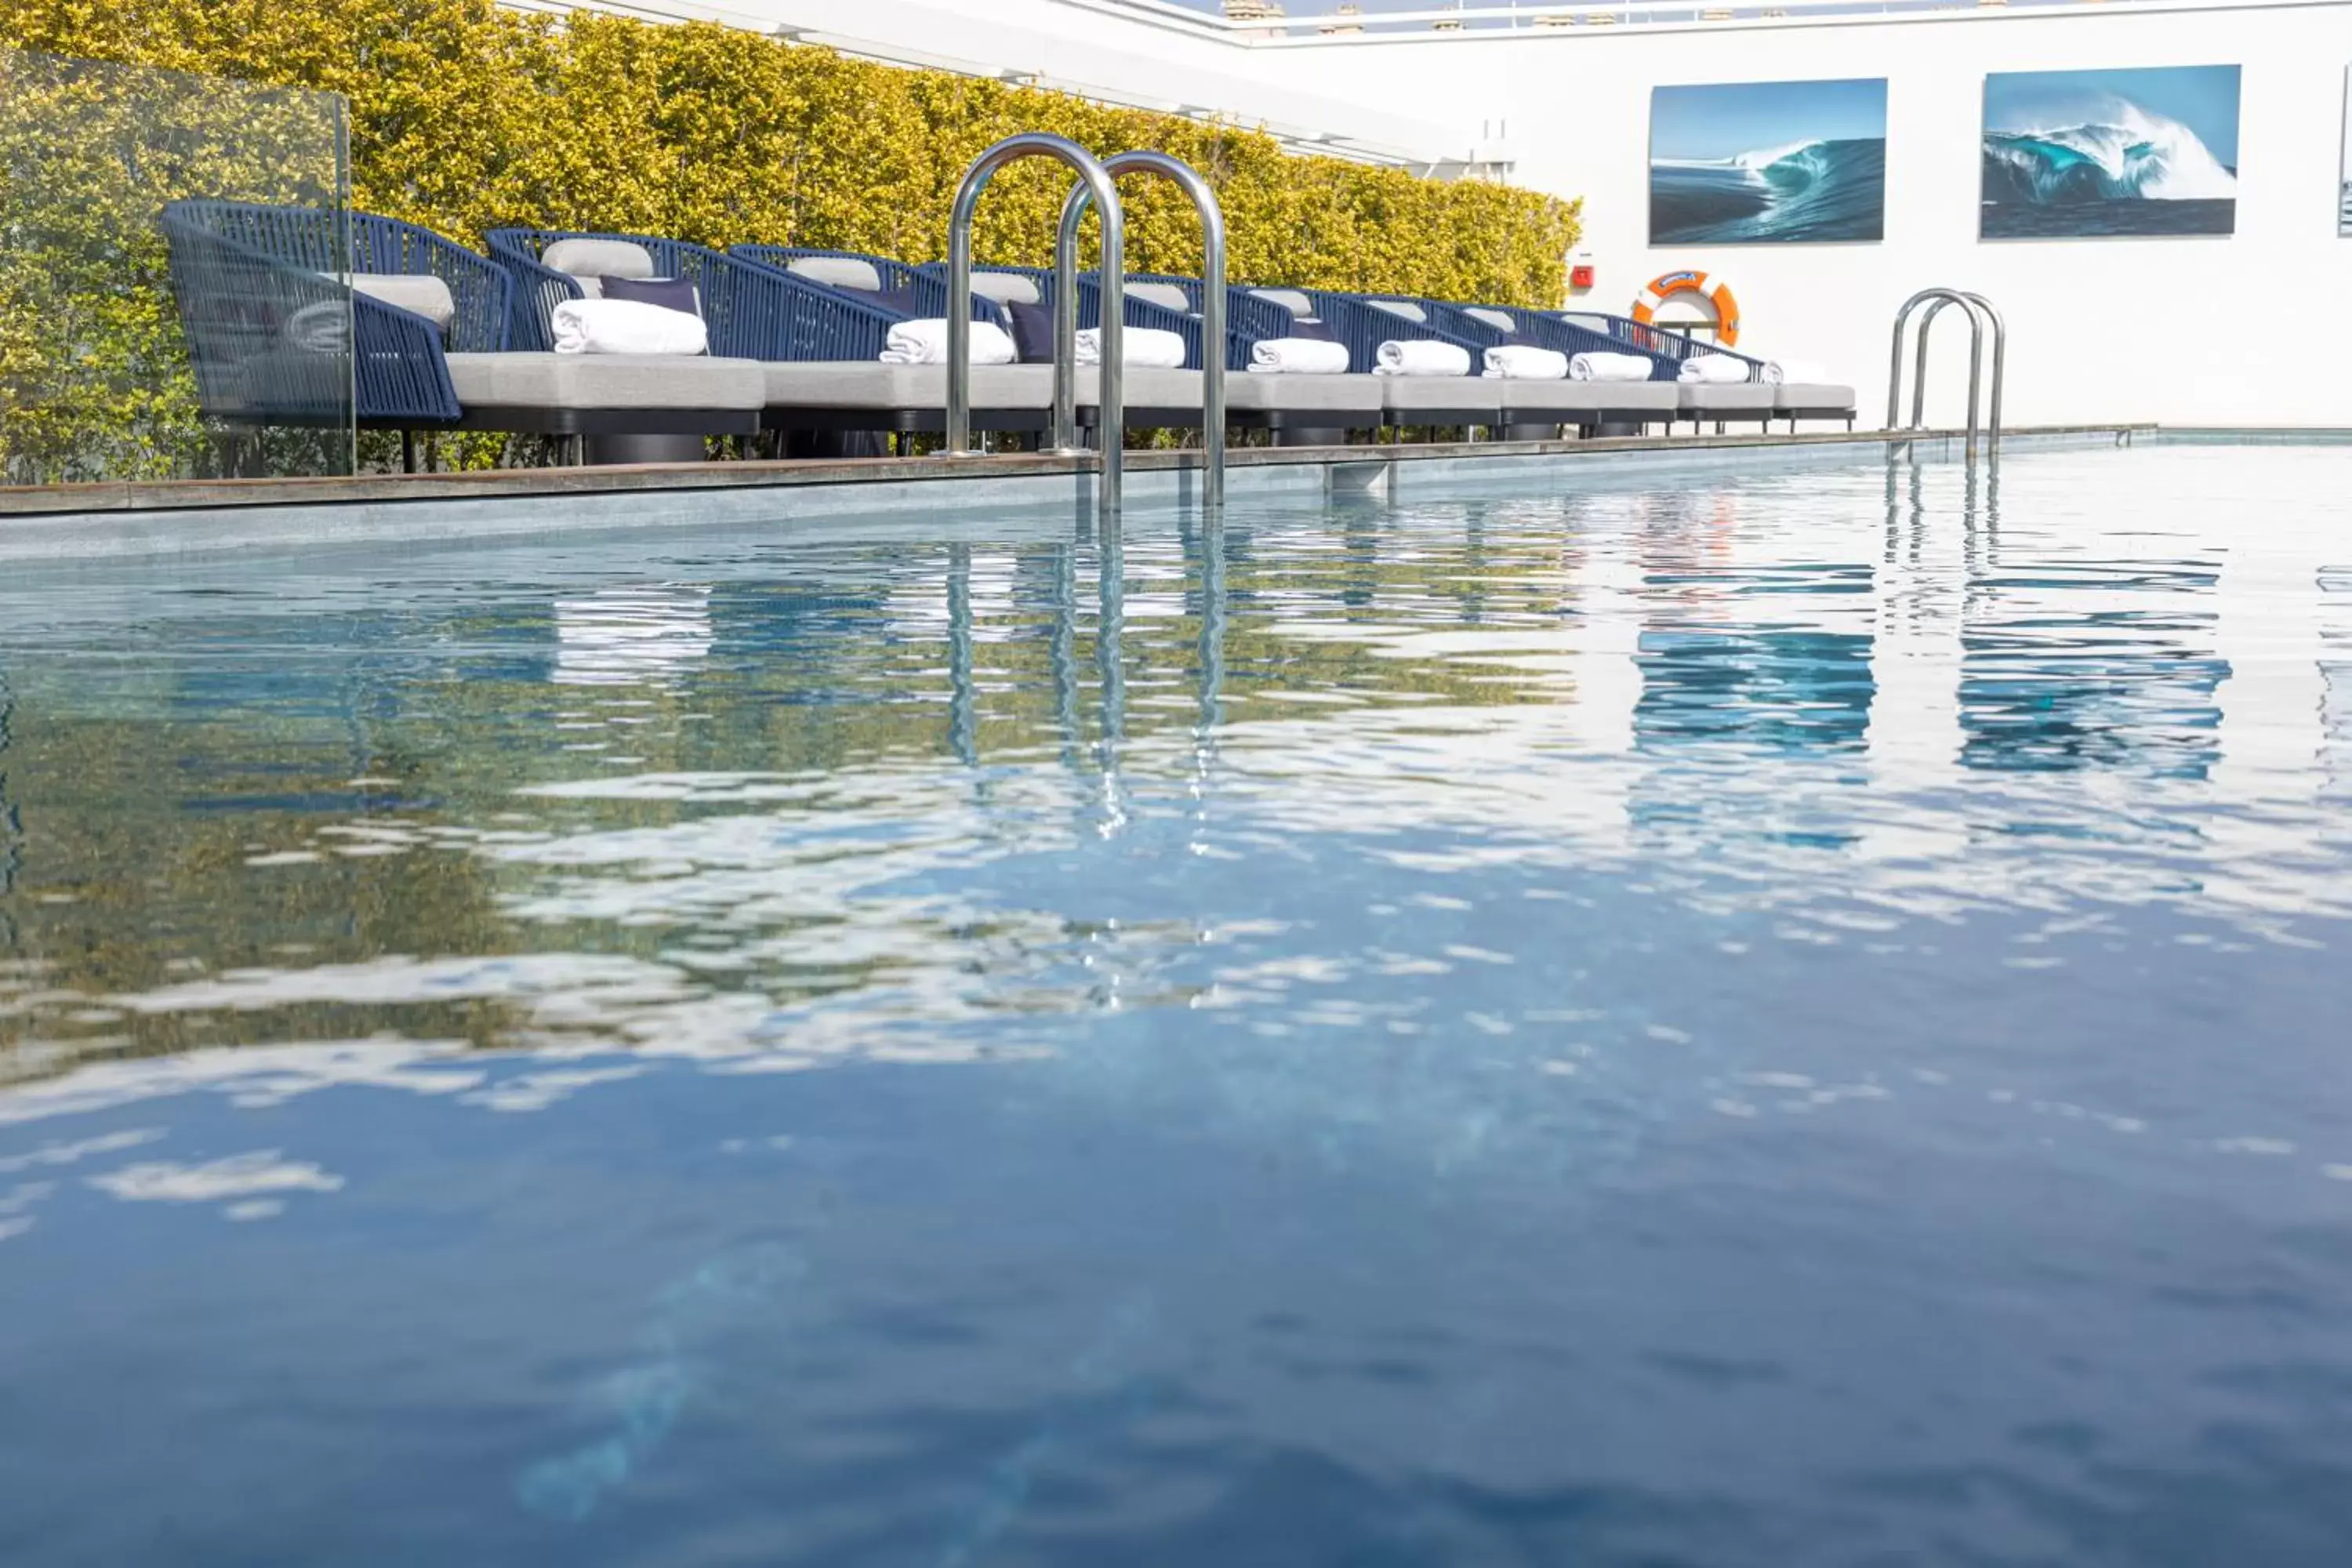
[[1632, 270, 1740, 347]]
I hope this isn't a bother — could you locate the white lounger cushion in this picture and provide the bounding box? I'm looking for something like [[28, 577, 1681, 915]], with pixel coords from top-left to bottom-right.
[[1773, 383, 1857, 411], [1676, 383, 1778, 413], [761, 363, 1053, 410], [1381, 377, 1501, 415], [1495, 380, 1679, 413], [1367, 299, 1428, 324], [1250, 288, 1316, 317], [1124, 281, 1192, 312], [970, 271, 1042, 305], [1071, 368, 1381, 416], [757, 364, 1385, 419], [1465, 307, 1518, 333], [351, 273, 456, 332], [445, 353, 764, 410], [787, 256, 884, 291], [542, 238, 658, 294]]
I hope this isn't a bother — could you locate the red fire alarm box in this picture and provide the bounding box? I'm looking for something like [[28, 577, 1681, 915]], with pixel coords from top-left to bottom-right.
[[1569, 263, 1595, 291]]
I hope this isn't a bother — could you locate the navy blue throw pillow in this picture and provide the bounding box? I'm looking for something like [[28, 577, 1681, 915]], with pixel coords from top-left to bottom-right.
[[597, 276, 701, 318], [1000, 299, 1058, 364], [1288, 316, 1338, 343]]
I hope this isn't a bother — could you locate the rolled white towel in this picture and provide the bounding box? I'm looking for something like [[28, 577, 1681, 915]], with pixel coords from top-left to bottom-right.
[[1760, 358, 1828, 386], [1481, 344, 1570, 380], [1567, 351, 1655, 383], [553, 297, 709, 356], [1249, 337, 1350, 374], [1676, 353, 1751, 384], [1076, 326, 1186, 368], [1376, 339, 1472, 377], [879, 318, 1016, 365]]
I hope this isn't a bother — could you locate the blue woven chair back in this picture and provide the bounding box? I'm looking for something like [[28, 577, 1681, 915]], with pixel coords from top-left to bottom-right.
[[159, 199, 468, 425]]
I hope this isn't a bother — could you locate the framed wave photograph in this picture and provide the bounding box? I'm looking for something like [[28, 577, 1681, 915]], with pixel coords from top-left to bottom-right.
[[1648, 78, 1888, 245], [1981, 64, 2241, 239]]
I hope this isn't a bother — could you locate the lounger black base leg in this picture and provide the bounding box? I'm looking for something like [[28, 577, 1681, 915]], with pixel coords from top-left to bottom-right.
[[401, 430, 417, 474]]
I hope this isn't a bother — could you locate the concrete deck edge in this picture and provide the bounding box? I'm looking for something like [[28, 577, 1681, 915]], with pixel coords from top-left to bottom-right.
[[0, 423, 2183, 564]]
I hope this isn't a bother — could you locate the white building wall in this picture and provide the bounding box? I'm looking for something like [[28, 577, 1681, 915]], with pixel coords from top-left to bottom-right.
[[1258, 2, 2352, 426]]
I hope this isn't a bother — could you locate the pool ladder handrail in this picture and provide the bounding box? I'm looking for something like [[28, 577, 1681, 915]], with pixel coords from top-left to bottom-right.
[[1886, 289, 2006, 457], [1057, 150, 1227, 510], [947, 133, 1127, 519]]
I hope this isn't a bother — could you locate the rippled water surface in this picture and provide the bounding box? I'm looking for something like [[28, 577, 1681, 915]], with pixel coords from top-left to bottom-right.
[[4, 442, 2352, 1566]]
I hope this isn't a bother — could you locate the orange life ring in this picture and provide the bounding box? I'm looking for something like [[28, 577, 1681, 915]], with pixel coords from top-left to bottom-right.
[[1632, 270, 1740, 347]]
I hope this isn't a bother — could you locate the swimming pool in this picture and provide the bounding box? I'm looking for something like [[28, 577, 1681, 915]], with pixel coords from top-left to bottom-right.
[[2, 438, 2349, 1564]]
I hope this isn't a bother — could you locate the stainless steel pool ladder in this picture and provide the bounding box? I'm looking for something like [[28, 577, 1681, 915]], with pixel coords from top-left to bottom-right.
[[1058, 151, 1228, 510], [1886, 289, 2007, 458], [946, 134, 1127, 521]]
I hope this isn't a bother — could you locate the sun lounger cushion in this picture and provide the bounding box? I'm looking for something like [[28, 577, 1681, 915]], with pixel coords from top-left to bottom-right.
[[1250, 288, 1315, 318], [786, 256, 884, 292], [1381, 377, 1501, 416], [1676, 383, 1777, 414], [1497, 380, 1679, 414], [351, 273, 456, 333], [1069, 368, 1383, 419], [1367, 299, 1428, 324], [1464, 307, 1518, 333], [1125, 281, 1192, 313], [445, 352, 764, 410], [760, 363, 1053, 411], [541, 238, 658, 292], [1773, 383, 1857, 412], [971, 271, 1043, 306]]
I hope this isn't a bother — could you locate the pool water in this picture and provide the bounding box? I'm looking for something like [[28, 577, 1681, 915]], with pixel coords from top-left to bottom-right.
[[3, 441, 2350, 1565]]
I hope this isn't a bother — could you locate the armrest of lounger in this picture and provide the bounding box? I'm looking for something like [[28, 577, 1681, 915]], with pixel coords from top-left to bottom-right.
[[354, 216, 514, 354], [353, 294, 463, 423], [485, 231, 583, 354]]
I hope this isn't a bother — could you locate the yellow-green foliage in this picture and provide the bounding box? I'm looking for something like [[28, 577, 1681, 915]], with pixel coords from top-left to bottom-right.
[[1, 0, 1581, 480], [3, 0, 1577, 290]]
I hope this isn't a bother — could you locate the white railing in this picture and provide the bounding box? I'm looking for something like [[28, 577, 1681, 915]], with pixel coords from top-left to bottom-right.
[[1094, 0, 2336, 41]]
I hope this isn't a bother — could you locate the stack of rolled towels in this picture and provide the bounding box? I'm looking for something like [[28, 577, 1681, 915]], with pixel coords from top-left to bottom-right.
[[879, 318, 1018, 365], [1250, 337, 1350, 373]]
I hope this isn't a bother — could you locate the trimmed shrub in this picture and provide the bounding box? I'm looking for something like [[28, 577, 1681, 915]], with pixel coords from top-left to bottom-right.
[[1, 0, 1581, 478]]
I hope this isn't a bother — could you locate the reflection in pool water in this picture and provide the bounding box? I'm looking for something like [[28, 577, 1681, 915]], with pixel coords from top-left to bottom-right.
[[2, 442, 2350, 1565]]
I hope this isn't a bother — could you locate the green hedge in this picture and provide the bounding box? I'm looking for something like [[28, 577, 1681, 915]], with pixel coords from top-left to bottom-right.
[[1, 0, 1581, 480]]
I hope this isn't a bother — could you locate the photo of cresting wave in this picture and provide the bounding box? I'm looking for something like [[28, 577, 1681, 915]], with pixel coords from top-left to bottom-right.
[[1649, 78, 1888, 245], [1982, 65, 2241, 239]]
